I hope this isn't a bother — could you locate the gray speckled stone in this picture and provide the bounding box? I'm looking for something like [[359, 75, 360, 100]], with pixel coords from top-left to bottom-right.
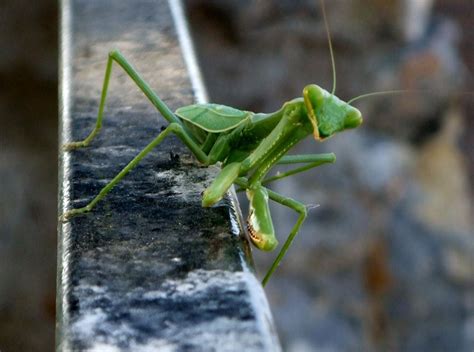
[[57, 0, 280, 350]]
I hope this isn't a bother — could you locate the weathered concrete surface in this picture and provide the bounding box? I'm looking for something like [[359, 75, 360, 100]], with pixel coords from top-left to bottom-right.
[[57, 0, 280, 350]]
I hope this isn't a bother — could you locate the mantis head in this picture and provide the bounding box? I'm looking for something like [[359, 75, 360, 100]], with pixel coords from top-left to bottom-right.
[[303, 84, 363, 140]]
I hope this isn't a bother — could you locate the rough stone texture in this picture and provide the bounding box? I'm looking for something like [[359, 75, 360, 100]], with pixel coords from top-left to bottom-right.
[[186, 0, 473, 351], [58, 0, 280, 351]]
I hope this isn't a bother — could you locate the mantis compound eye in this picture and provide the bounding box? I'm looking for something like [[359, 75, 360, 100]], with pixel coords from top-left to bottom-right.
[[303, 84, 325, 109], [303, 84, 325, 140], [344, 107, 363, 129]]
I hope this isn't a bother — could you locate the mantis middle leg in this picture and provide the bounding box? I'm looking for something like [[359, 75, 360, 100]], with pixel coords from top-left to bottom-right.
[[263, 188, 307, 286], [235, 153, 336, 192], [262, 153, 336, 185]]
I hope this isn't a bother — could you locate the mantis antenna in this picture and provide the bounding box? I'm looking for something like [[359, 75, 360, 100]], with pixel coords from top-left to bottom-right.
[[320, 0, 337, 95], [348, 90, 409, 104], [348, 90, 473, 105]]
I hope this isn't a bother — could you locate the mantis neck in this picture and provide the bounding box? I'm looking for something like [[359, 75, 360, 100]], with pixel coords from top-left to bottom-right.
[[246, 105, 312, 188]]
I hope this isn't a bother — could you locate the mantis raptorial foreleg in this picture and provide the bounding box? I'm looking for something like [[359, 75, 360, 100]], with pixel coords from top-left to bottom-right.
[[202, 145, 332, 207], [64, 50, 183, 151], [202, 162, 241, 207], [60, 123, 209, 221], [204, 110, 304, 206], [234, 178, 307, 286]]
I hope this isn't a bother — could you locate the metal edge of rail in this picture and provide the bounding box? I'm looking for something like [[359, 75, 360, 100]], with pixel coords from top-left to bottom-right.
[[57, 0, 281, 350]]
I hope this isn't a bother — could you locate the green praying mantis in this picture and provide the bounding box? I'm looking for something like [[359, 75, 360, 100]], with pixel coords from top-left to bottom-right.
[[60, 0, 365, 286]]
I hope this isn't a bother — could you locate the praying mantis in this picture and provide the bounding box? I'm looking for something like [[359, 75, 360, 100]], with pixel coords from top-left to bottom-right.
[[60, 0, 364, 286]]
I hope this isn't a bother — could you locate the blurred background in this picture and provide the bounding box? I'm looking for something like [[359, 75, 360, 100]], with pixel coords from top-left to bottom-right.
[[0, 0, 472, 351], [0, 1, 58, 351]]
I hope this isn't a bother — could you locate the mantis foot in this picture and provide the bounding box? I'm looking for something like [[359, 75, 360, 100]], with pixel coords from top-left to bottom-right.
[[63, 141, 89, 151], [59, 206, 91, 222]]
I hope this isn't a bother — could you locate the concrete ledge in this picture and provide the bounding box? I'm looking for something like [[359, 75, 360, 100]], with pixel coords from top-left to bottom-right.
[[57, 0, 281, 350]]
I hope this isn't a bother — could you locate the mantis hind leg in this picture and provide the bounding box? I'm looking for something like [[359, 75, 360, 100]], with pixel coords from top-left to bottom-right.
[[60, 123, 209, 221], [64, 50, 182, 150], [262, 188, 307, 286]]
